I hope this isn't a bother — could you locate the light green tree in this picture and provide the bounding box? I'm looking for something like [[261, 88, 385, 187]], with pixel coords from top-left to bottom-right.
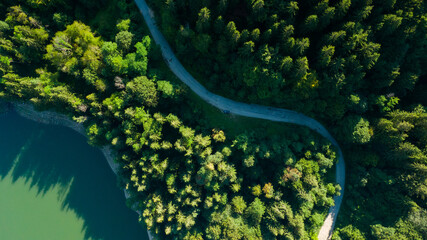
[[45, 21, 101, 76]]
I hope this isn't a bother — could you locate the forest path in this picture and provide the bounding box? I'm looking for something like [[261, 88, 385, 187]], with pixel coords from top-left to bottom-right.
[[134, 0, 345, 239]]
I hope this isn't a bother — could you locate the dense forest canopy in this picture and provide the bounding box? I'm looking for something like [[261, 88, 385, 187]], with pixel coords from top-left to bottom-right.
[[0, 0, 426, 239], [145, 1, 427, 237], [149, 0, 426, 121], [0, 0, 341, 239]]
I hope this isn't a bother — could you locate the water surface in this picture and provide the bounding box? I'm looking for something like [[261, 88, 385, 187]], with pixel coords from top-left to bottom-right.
[[0, 112, 148, 240]]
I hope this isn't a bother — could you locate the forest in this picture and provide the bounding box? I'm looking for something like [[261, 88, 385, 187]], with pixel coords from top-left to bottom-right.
[[0, 0, 426, 239], [146, 0, 427, 239]]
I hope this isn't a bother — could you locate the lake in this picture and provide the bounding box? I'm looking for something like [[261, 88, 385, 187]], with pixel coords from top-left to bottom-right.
[[0, 111, 149, 240]]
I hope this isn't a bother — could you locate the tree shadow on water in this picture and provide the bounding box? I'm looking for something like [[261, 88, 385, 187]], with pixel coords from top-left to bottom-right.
[[0, 112, 148, 240], [0, 113, 36, 179]]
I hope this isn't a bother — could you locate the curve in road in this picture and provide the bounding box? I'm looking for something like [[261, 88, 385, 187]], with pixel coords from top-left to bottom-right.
[[134, 1, 345, 239]]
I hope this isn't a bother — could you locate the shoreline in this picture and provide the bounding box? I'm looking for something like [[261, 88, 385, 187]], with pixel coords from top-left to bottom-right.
[[9, 102, 154, 240]]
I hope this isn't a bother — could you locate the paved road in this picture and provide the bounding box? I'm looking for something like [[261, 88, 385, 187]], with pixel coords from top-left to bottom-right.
[[134, 1, 345, 239]]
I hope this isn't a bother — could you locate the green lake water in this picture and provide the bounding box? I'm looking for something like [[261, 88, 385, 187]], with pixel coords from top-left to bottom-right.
[[0, 112, 149, 240]]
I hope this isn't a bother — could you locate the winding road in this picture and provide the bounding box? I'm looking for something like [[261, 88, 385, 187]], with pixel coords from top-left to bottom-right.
[[134, 0, 345, 239]]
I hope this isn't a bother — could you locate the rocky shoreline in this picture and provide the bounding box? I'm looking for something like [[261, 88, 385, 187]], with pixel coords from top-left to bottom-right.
[[5, 101, 153, 240]]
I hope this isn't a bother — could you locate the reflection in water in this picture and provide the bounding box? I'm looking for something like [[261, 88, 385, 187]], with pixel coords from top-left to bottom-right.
[[0, 112, 148, 240]]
